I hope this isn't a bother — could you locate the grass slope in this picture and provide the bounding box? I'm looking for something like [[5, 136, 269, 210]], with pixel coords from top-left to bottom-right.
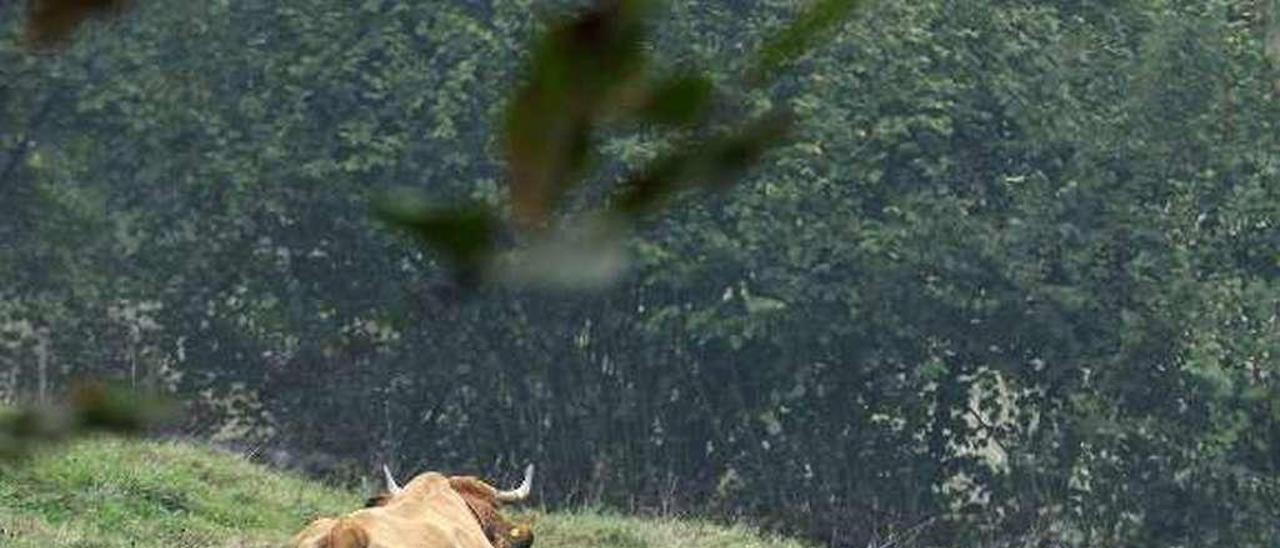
[[0, 437, 809, 547]]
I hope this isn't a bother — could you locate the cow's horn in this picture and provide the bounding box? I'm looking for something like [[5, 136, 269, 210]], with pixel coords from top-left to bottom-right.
[[382, 464, 403, 495], [496, 464, 534, 502]]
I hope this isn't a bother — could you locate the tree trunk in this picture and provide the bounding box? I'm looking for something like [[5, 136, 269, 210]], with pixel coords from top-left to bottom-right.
[[35, 328, 49, 404], [1268, 0, 1280, 97]]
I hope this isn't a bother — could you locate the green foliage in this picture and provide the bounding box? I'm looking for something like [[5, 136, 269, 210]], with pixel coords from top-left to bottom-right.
[[379, 0, 858, 288], [1, 0, 1277, 546]]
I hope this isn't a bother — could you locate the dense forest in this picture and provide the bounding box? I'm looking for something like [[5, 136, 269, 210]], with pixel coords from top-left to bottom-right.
[[2, 0, 1278, 546]]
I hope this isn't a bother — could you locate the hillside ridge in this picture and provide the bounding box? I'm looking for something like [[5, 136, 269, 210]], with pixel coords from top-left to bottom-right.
[[0, 437, 810, 547]]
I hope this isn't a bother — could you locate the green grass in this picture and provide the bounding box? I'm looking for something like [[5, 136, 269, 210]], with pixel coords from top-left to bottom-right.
[[0, 436, 358, 547], [0, 437, 810, 547], [522, 509, 812, 548]]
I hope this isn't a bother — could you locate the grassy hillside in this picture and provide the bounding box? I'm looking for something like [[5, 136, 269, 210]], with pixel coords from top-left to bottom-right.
[[0, 437, 810, 547]]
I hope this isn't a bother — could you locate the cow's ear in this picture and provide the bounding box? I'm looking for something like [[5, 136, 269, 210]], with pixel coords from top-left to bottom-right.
[[507, 524, 535, 548], [449, 477, 498, 503]]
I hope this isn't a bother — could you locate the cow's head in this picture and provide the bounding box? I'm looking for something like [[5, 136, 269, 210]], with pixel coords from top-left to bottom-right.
[[371, 464, 536, 548]]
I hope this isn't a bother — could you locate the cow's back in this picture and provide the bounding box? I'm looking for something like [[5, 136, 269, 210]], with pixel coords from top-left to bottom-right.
[[369, 473, 495, 547]]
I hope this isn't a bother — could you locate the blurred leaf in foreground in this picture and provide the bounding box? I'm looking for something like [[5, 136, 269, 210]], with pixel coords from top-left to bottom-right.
[[634, 73, 715, 127], [490, 216, 630, 290], [24, 0, 133, 49], [374, 188, 501, 288], [750, 0, 870, 84], [70, 381, 173, 433], [403, 0, 860, 290], [615, 113, 793, 216], [503, 0, 652, 231], [0, 380, 174, 461]]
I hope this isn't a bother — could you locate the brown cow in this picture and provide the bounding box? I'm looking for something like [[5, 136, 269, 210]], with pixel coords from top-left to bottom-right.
[[291, 464, 535, 548]]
